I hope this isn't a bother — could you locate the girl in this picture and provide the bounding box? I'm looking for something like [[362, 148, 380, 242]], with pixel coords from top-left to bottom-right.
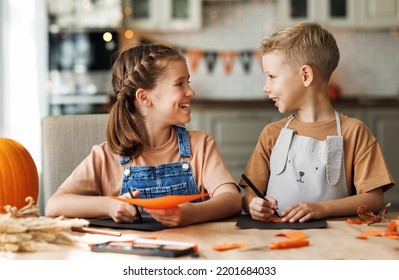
[[46, 44, 242, 227]]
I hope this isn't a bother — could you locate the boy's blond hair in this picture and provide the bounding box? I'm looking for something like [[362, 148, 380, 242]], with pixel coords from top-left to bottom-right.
[[259, 22, 339, 81]]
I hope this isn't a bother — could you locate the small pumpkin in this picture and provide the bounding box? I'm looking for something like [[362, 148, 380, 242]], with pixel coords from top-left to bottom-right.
[[0, 138, 39, 212]]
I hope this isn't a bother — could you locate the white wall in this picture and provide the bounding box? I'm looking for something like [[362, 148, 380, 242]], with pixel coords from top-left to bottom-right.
[[155, 1, 399, 100], [1, 0, 48, 172], [0, 1, 4, 135]]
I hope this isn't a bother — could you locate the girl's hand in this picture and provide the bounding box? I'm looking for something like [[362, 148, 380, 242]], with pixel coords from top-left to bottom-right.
[[248, 196, 279, 221], [144, 206, 185, 227], [280, 202, 322, 223], [108, 190, 142, 223]]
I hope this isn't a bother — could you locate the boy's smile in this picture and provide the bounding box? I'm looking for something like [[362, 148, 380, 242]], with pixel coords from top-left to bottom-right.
[[262, 53, 305, 114]]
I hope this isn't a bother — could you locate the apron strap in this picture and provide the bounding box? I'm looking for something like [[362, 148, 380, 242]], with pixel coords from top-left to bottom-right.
[[284, 115, 296, 128], [334, 111, 342, 136], [326, 111, 343, 185], [326, 136, 344, 186], [270, 128, 295, 175]]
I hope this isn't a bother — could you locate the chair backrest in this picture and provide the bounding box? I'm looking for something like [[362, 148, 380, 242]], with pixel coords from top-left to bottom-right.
[[39, 114, 109, 214]]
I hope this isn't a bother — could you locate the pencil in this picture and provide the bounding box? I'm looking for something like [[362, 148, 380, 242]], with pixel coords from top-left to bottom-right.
[[128, 187, 143, 223], [71, 227, 122, 237], [241, 174, 280, 218]]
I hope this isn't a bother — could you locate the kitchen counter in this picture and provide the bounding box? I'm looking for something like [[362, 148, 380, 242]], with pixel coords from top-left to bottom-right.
[[191, 97, 399, 110]]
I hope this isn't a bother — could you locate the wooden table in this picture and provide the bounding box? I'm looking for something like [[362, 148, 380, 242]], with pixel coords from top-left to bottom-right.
[[1, 215, 398, 260]]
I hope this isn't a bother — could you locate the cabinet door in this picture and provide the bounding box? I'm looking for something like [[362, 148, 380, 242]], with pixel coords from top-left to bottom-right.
[[48, 0, 121, 28], [123, 0, 202, 31], [123, 0, 159, 30], [277, 0, 320, 27], [277, 0, 356, 28], [357, 0, 399, 28], [162, 0, 202, 31], [367, 109, 399, 211], [321, 0, 357, 27]]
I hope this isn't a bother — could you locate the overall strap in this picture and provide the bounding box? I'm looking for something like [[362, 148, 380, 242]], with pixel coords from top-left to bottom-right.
[[174, 125, 192, 158], [120, 155, 131, 165]]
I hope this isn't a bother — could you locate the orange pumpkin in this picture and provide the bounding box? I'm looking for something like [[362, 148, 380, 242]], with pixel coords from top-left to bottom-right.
[[0, 138, 39, 212]]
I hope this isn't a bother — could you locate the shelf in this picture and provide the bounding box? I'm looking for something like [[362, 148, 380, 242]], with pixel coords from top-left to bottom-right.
[[49, 94, 110, 105]]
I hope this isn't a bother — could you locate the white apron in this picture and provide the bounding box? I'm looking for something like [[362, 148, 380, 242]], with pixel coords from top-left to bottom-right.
[[267, 111, 348, 215]]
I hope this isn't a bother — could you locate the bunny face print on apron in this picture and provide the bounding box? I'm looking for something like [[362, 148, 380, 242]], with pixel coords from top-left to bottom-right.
[[266, 111, 348, 215], [119, 125, 200, 215]]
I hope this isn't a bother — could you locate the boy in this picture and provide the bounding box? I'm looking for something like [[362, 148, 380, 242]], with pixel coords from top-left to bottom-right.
[[241, 22, 394, 223]]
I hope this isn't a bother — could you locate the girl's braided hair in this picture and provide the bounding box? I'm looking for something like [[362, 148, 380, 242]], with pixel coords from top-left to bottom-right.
[[106, 44, 185, 158]]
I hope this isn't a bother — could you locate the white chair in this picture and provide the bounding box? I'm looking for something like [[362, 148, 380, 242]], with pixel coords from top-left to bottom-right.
[[39, 114, 109, 214]]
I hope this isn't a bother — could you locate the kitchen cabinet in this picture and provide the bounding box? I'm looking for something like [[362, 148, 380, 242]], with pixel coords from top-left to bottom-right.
[[187, 104, 287, 182], [357, 0, 399, 28], [122, 0, 202, 32], [47, 0, 121, 28], [277, 0, 399, 29], [188, 100, 399, 210], [365, 108, 399, 208], [277, 0, 357, 28]]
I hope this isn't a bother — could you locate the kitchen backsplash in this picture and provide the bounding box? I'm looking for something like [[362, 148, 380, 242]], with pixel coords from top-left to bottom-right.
[[152, 1, 399, 100]]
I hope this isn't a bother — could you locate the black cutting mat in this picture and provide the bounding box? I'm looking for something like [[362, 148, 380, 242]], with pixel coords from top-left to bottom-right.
[[88, 217, 169, 231], [236, 214, 327, 230]]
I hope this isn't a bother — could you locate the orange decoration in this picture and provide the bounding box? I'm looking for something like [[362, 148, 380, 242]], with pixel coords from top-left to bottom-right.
[[113, 193, 209, 209], [0, 138, 39, 212], [253, 50, 262, 68], [212, 242, 248, 251], [269, 239, 309, 250], [186, 49, 205, 72], [218, 51, 237, 74], [275, 231, 308, 240]]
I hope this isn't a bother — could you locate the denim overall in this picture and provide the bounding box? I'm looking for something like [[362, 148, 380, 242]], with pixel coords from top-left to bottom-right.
[[119, 126, 200, 215], [267, 111, 348, 215]]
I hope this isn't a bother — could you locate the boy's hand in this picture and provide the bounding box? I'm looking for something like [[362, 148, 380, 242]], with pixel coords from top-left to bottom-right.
[[280, 202, 321, 223], [248, 196, 279, 221]]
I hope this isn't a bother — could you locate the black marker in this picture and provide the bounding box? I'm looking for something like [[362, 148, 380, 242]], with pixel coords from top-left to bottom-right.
[[128, 187, 143, 223], [241, 174, 280, 218]]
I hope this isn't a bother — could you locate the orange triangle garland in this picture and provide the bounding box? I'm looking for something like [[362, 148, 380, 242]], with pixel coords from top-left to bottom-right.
[[186, 49, 205, 72], [218, 51, 237, 74]]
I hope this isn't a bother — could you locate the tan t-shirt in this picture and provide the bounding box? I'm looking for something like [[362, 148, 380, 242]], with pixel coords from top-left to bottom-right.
[[59, 128, 236, 198], [242, 113, 395, 196]]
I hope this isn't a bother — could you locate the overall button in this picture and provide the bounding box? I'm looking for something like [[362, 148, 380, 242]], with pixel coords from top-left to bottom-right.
[[182, 163, 190, 171], [124, 168, 131, 176]]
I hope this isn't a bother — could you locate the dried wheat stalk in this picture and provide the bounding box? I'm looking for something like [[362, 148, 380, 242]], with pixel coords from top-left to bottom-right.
[[0, 197, 89, 252]]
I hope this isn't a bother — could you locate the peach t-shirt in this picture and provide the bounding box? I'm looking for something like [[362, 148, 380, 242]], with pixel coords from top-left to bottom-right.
[[59, 128, 236, 198]]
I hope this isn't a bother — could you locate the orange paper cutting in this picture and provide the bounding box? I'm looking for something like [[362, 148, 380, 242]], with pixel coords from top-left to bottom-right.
[[275, 231, 308, 240], [212, 242, 248, 251], [386, 220, 397, 235], [346, 218, 368, 224], [264, 217, 283, 222], [355, 230, 385, 239], [113, 193, 209, 209], [269, 239, 309, 250]]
